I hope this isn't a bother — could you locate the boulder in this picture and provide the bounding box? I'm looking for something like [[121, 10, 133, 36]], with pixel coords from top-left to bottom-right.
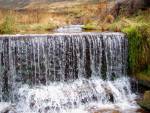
[[138, 91, 150, 111], [94, 109, 120, 113], [143, 91, 150, 101]]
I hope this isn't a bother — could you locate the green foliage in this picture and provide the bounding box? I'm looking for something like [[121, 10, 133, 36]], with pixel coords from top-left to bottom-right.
[[122, 24, 150, 74], [122, 26, 141, 73], [0, 16, 16, 34], [82, 22, 98, 30], [106, 9, 150, 82], [143, 65, 150, 75]]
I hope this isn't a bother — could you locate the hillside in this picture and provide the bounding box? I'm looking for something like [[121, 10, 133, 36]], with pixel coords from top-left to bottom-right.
[[0, 0, 30, 8], [0, 0, 101, 9]]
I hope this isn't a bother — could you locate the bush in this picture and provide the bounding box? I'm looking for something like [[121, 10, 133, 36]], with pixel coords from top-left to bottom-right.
[[122, 26, 141, 73], [122, 24, 150, 74], [0, 16, 16, 34]]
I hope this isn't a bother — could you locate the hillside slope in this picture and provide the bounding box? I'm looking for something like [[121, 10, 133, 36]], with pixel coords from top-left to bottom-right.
[[0, 0, 100, 9]]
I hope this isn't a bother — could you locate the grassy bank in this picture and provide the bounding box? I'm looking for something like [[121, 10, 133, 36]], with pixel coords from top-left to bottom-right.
[[108, 10, 150, 81], [0, 9, 64, 34], [113, 10, 150, 81]]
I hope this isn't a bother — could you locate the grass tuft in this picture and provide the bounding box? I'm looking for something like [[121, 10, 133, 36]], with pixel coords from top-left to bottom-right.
[[0, 15, 16, 34]]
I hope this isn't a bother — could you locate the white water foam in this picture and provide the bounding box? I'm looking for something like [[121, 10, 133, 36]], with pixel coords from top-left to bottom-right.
[[0, 102, 11, 112], [14, 77, 139, 113]]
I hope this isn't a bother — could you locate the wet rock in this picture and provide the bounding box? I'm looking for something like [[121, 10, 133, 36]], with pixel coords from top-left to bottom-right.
[[94, 109, 120, 113], [136, 108, 150, 113], [138, 91, 150, 111], [44, 106, 50, 113], [103, 85, 114, 103], [87, 106, 99, 113], [143, 91, 150, 101], [138, 80, 150, 90]]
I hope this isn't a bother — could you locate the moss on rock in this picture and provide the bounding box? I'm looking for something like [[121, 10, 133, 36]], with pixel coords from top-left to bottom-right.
[[138, 91, 150, 111]]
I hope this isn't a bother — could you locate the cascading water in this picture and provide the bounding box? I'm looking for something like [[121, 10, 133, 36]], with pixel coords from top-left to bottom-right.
[[0, 33, 138, 113]]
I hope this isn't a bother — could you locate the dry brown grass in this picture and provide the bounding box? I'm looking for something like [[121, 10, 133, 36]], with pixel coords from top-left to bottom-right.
[[0, 1, 111, 34], [0, 8, 69, 33], [104, 14, 115, 23], [0, 10, 2, 19]]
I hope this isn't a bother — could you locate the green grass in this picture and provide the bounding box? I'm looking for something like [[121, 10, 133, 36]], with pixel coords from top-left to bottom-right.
[[82, 22, 99, 30], [0, 15, 16, 34], [122, 26, 142, 73], [122, 24, 150, 73]]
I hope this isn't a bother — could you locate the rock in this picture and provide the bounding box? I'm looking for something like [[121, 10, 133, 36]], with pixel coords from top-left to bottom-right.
[[94, 109, 120, 113], [132, 77, 150, 94], [138, 80, 150, 89], [138, 91, 150, 111], [102, 85, 114, 103], [136, 108, 150, 113], [144, 91, 150, 101]]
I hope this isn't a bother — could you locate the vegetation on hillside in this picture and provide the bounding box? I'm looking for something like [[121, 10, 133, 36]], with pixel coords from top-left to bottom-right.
[[0, 15, 16, 34], [0, 0, 113, 33], [107, 10, 150, 82], [105, 10, 150, 79]]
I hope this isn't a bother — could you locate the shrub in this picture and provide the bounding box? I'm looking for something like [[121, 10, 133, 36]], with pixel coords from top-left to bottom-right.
[[122, 26, 141, 73], [122, 24, 150, 74], [0, 16, 16, 34]]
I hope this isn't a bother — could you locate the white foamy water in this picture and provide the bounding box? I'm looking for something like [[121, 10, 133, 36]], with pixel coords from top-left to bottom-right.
[[0, 102, 11, 112], [55, 25, 84, 33], [13, 77, 138, 113]]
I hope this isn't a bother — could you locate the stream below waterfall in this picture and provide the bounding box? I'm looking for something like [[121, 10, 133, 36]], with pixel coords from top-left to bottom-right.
[[0, 33, 147, 113]]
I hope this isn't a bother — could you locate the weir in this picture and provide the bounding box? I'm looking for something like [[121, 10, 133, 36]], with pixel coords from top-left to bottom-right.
[[0, 33, 138, 113]]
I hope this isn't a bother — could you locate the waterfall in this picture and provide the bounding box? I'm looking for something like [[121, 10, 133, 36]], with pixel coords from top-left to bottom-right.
[[0, 33, 138, 113]]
